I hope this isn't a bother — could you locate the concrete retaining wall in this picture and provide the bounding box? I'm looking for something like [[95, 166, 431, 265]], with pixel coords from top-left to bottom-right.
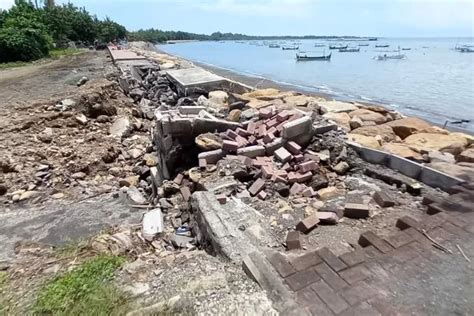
[[347, 142, 465, 192]]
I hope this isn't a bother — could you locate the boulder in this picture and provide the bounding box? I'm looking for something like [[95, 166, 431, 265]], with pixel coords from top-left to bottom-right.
[[333, 161, 350, 175], [318, 101, 358, 113], [246, 98, 272, 109], [350, 125, 397, 142], [416, 126, 449, 135], [457, 148, 474, 163], [451, 132, 474, 146], [381, 143, 423, 161], [143, 153, 159, 167], [384, 117, 431, 139], [241, 88, 280, 99], [227, 109, 241, 122], [403, 133, 468, 155], [428, 151, 455, 164], [119, 176, 139, 187], [208, 90, 229, 106], [317, 186, 343, 200], [127, 186, 147, 205], [349, 116, 364, 130], [284, 95, 311, 107], [323, 112, 351, 132], [348, 109, 389, 124], [195, 133, 222, 151], [347, 134, 381, 149], [110, 117, 131, 138]]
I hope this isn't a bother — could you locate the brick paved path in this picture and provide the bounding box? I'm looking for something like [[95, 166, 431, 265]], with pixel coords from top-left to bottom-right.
[[245, 185, 474, 315]]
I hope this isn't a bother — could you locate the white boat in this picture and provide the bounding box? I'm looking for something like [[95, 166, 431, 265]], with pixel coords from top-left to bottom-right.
[[375, 53, 405, 60]]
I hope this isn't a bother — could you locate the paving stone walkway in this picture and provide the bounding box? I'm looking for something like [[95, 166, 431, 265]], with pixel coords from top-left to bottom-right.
[[244, 184, 474, 315]]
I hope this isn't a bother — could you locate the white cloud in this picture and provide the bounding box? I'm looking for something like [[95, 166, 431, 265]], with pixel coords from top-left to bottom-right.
[[0, 0, 14, 10]]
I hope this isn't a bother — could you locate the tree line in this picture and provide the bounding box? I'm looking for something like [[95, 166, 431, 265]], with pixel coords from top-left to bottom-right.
[[0, 0, 126, 62]]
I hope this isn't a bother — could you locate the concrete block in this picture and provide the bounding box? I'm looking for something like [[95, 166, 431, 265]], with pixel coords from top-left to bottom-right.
[[180, 186, 192, 202], [296, 214, 319, 233], [358, 146, 389, 165], [282, 116, 312, 139], [387, 155, 422, 179], [313, 123, 337, 134], [265, 137, 285, 155], [344, 203, 369, 219], [286, 231, 302, 250], [419, 165, 464, 192], [257, 190, 267, 200], [237, 145, 266, 158], [317, 212, 339, 225], [373, 191, 396, 208], [198, 149, 224, 164], [275, 147, 292, 163], [179, 106, 206, 115]]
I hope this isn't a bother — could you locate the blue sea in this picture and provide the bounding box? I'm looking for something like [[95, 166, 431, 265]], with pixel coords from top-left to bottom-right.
[[158, 38, 474, 133]]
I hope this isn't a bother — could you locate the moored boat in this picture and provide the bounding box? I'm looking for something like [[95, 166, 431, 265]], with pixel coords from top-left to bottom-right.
[[401, 48, 411, 50], [358, 43, 369, 46], [375, 44, 390, 48], [282, 45, 299, 50], [269, 43, 280, 48], [329, 44, 348, 50], [339, 47, 360, 52], [375, 52, 405, 60], [314, 43, 326, 47], [296, 51, 331, 61]]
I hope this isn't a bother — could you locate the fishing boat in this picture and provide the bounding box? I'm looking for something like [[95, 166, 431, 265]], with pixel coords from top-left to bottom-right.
[[269, 43, 281, 48], [296, 51, 331, 61], [282, 45, 299, 50], [314, 43, 326, 47], [375, 52, 405, 60], [455, 44, 474, 52], [401, 48, 411, 50], [358, 43, 369, 46], [375, 44, 390, 48], [339, 47, 360, 52], [329, 44, 348, 50], [368, 37, 378, 41]]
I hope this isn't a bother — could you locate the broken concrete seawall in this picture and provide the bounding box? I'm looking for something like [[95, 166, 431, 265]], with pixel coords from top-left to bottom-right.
[[111, 43, 474, 315]]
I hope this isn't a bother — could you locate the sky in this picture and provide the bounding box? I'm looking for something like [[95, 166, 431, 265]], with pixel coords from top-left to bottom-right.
[[1, 0, 473, 37]]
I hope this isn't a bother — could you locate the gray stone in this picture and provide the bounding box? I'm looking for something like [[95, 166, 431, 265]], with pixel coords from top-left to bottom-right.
[[142, 208, 163, 241], [127, 186, 147, 205], [170, 234, 194, 248], [110, 117, 131, 138]]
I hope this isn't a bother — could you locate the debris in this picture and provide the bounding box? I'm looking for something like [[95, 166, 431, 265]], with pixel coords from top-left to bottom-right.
[[127, 186, 147, 205], [76, 76, 89, 86], [421, 229, 453, 254], [170, 234, 194, 248], [286, 231, 302, 250], [142, 208, 164, 241], [317, 211, 339, 225], [456, 244, 471, 262], [296, 214, 319, 234], [344, 203, 370, 219], [373, 191, 396, 208]]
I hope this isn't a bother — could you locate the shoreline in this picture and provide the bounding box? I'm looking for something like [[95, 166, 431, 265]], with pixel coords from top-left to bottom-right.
[[151, 43, 472, 135]]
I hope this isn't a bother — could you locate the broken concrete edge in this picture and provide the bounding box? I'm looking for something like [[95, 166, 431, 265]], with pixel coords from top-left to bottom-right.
[[346, 141, 465, 192]]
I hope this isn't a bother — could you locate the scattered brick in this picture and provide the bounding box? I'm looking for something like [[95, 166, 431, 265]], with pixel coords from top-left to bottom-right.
[[403, 227, 432, 247], [237, 155, 253, 166], [236, 127, 251, 137], [247, 122, 257, 134], [339, 302, 380, 316], [198, 158, 207, 169], [267, 252, 296, 277], [302, 187, 315, 197], [173, 173, 184, 185], [339, 248, 366, 267], [276, 110, 290, 122], [304, 150, 321, 163], [317, 247, 348, 272], [286, 141, 302, 155], [259, 108, 273, 119], [274, 147, 292, 163], [263, 133, 276, 144], [235, 135, 249, 147], [344, 203, 370, 219], [257, 190, 267, 200], [222, 140, 239, 152], [359, 231, 393, 254], [311, 279, 349, 314], [286, 231, 302, 250], [422, 193, 443, 205], [290, 183, 304, 195], [288, 172, 299, 183], [271, 174, 288, 183], [282, 162, 292, 171], [248, 135, 257, 144], [338, 264, 370, 285], [422, 212, 448, 231], [216, 194, 227, 205], [257, 124, 267, 137], [296, 171, 313, 183], [298, 160, 317, 173], [248, 178, 266, 196], [294, 154, 304, 162], [266, 118, 279, 128], [290, 250, 322, 271], [296, 214, 319, 233], [285, 268, 320, 292], [317, 212, 339, 225], [226, 129, 239, 140], [373, 191, 396, 208], [180, 186, 191, 202], [261, 165, 274, 179], [384, 230, 414, 248]]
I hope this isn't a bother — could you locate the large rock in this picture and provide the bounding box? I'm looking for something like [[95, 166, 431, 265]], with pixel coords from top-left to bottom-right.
[[319, 101, 358, 113], [348, 109, 389, 124], [227, 109, 241, 122], [404, 133, 468, 155], [381, 143, 423, 161], [457, 148, 474, 163], [384, 117, 431, 139], [110, 117, 131, 138], [350, 125, 397, 142], [429, 162, 474, 182], [347, 134, 381, 149], [283, 95, 312, 107], [246, 98, 272, 109], [195, 133, 223, 151], [208, 90, 229, 106], [241, 88, 281, 100], [323, 112, 351, 131]]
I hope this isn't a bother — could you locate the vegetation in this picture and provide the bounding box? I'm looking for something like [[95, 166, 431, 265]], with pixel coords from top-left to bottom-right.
[[34, 255, 128, 315], [0, 0, 127, 63]]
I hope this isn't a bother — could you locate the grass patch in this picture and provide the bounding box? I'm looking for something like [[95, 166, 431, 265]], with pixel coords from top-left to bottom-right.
[[34, 255, 128, 315], [0, 61, 29, 70], [0, 271, 8, 315], [0, 48, 83, 70], [49, 48, 83, 59], [55, 238, 89, 258]]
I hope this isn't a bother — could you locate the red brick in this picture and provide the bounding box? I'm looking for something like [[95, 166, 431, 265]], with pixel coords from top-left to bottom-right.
[[295, 171, 312, 183], [236, 127, 251, 137], [248, 178, 265, 196], [422, 193, 443, 205], [276, 110, 290, 122], [247, 122, 257, 134], [222, 140, 239, 152], [271, 174, 288, 183], [384, 230, 414, 248], [290, 183, 304, 195], [267, 252, 296, 277], [373, 191, 396, 208], [248, 135, 257, 144], [198, 158, 207, 169], [338, 264, 370, 285], [285, 268, 320, 291], [422, 212, 448, 231], [339, 249, 366, 267], [226, 129, 238, 140], [235, 135, 249, 147], [266, 118, 279, 128], [173, 173, 184, 185], [286, 141, 302, 154], [362, 245, 383, 261], [180, 186, 191, 202], [294, 154, 304, 162], [359, 231, 393, 254], [257, 190, 267, 200], [317, 212, 339, 225], [311, 279, 350, 314], [257, 124, 267, 137], [302, 187, 315, 197], [261, 165, 274, 179], [252, 159, 271, 167], [282, 162, 292, 171], [286, 231, 302, 250], [263, 133, 276, 144], [403, 227, 432, 247], [340, 281, 378, 306], [396, 216, 421, 230], [298, 160, 317, 173], [314, 262, 348, 291], [344, 203, 370, 219], [237, 155, 252, 166], [317, 247, 348, 272], [288, 172, 299, 183], [296, 214, 319, 233], [259, 108, 273, 119], [290, 250, 322, 271], [215, 194, 227, 204]]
